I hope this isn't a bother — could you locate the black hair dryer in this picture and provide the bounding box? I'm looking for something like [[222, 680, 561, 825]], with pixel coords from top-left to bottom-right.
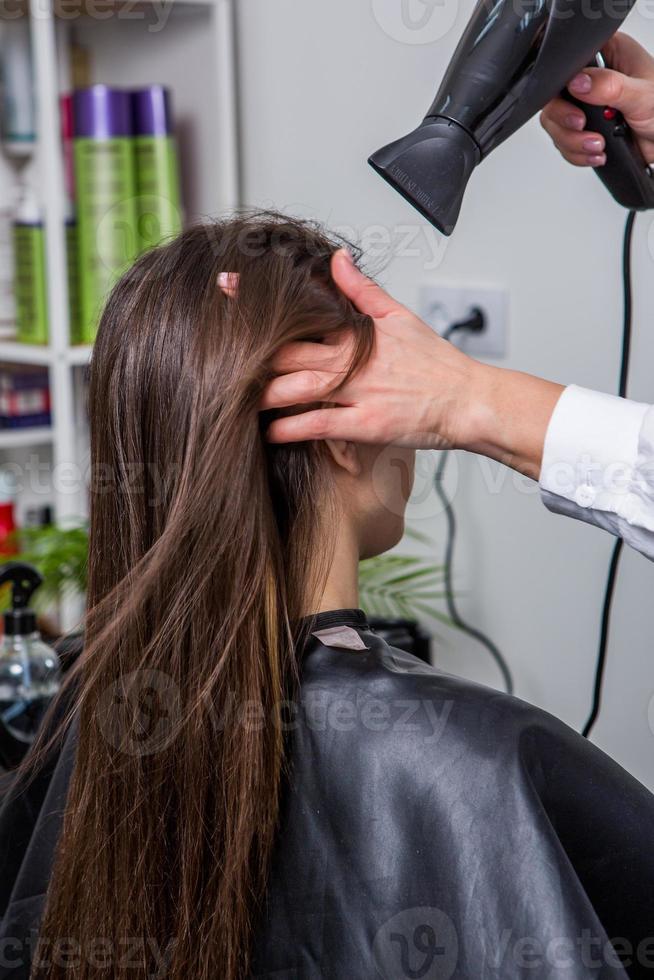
[[369, 0, 654, 235]]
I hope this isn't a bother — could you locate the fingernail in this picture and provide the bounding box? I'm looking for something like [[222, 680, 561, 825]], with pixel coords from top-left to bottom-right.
[[588, 153, 606, 166], [569, 73, 592, 94], [565, 113, 585, 131], [340, 247, 354, 265], [217, 272, 239, 297], [582, 137, 604, 152]]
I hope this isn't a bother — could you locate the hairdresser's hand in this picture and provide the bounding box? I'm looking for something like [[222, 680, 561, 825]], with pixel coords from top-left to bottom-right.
[[263, 252, 563, 478], [540, 33, 654, 166]]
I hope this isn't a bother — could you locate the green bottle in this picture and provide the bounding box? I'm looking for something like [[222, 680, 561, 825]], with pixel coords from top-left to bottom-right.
[[66, 214, 82, 346], [73, 86, 138, 343], [132, 86, 182, 253], [13, 186, 47, 345]]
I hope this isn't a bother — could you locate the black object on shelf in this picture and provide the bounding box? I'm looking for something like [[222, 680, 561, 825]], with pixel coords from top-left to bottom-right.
[[368, 617, 431, 665]]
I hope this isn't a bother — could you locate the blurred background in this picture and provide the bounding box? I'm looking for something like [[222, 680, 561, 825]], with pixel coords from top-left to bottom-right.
[[0, 0, 653, 788]]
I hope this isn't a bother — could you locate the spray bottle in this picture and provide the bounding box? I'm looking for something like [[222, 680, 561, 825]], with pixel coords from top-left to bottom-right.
[[132, 85, 182, 253], [0, 562, 60, 766], [73, 85, 138, 342]]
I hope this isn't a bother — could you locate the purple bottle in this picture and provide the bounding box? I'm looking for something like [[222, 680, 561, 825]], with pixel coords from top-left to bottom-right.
[[131, 85, 182, 251], [73, 85, 138, 343]]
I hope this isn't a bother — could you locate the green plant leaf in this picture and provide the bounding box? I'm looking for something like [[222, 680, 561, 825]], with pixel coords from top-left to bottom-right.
[[358, 551, 452, 626], [1, 522, 89, 612]]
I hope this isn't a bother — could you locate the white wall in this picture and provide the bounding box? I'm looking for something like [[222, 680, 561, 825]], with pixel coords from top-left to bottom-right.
[[236, 0, 654, 790]]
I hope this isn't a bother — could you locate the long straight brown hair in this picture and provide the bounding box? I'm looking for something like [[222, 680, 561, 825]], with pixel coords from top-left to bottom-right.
[[31, 213, 373, 979]]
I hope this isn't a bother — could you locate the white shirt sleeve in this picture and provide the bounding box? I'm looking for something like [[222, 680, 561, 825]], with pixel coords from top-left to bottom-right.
[[539, 384, 654, 560]]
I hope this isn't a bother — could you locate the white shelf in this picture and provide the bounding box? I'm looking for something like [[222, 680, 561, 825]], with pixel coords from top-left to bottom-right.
[[66, 345, 93, 366], [0, 341, 54, 365], [0, 341, 94, 366], [3, 0, 240, 629], [0, 427, 53, 449]]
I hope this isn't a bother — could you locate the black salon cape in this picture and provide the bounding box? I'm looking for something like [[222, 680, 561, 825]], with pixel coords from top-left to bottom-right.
[[1, 609, 653, 979]]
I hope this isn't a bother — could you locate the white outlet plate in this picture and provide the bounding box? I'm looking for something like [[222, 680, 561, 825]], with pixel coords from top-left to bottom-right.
[[419, 284, 508, 358]]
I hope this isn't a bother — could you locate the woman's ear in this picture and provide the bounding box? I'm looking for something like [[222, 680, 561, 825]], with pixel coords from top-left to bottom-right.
[[325, 439, 362, 477]]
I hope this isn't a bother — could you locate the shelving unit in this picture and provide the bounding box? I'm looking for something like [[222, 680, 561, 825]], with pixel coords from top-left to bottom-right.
[[0, 426, 52, 449], [0, 0, 240, 625]]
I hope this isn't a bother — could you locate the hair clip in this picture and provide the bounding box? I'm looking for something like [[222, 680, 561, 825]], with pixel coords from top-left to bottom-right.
[[217, 272, 239, 299]]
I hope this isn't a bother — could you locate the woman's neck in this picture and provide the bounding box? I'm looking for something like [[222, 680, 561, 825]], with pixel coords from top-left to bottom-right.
[[314, 518, 361, 614]]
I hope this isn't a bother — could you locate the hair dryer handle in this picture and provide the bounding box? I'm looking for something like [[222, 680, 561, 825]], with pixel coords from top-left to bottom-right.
[[563, 91, 654, 210]]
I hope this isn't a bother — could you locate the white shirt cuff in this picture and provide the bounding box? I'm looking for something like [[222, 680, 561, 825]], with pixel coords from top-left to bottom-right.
[[539, 385, 650, 525]]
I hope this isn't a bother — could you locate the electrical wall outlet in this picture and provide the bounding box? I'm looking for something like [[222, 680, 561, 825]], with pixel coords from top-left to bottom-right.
[[419, 284, 508, 358]]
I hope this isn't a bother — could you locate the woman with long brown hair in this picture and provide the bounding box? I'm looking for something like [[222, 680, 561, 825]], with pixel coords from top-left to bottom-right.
[[1, 212, 653, 980]]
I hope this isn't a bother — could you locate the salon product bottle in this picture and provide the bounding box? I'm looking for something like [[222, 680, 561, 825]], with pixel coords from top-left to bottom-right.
[[0, 563, 60, 761], [59, 97, 82, 344], [0, 200, 16, 334], [60, 93, 75, 203], [73, 86, 138, 343], [0, 19, 36, 159], [132, 86, 182, 253], [13, 182, 48, 345], [65, 203, 81, 345], [0, 470, 17, 557]]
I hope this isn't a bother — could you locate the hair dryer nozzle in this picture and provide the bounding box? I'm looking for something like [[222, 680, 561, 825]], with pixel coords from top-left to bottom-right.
[[368, 117, 480, 236]]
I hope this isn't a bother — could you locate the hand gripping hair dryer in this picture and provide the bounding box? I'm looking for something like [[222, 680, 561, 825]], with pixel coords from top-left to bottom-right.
[[369, 0, 654, 235]]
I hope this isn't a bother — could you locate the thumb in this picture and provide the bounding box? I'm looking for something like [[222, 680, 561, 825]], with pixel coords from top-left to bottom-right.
[[331, 249, 401, 319], [568, 66, 654, 126], [602, 33, 654, 84]]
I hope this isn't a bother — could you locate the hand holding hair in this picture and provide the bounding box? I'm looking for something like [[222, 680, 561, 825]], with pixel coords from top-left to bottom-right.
[[264, 249, 475, 451], [540, 33, 654, 168], [263, 251, 563, 480]]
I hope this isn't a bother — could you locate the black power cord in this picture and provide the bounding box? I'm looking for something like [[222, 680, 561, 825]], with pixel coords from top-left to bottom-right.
[[582, 209, 636, 739], [435, 209, 636, 713], [434, 308, 514, 695]]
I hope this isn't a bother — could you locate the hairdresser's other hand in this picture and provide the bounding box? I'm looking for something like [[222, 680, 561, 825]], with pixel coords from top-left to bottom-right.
[[263, 250, 473, 451], [263, 252, 563, 479], [540, 33, 654, 167]]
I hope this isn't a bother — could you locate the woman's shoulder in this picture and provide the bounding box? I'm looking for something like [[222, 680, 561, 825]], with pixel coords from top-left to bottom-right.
[[300, 622, 653, 809], [302, 623, 563, 748]]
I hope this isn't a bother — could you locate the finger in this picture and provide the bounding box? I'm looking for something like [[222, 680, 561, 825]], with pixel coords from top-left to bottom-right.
[[261, 370, 348, 410], [568, 67, 654, 121], [267, 407, 363, 443], [540, 98, 586, 133], [603, 33, 654, 83], [270, 340, 349, 375], [540, 115, 606, 157], [217, 272, 239, 298], [331, 249, 402, 319], [560, 149, 607, 167]]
